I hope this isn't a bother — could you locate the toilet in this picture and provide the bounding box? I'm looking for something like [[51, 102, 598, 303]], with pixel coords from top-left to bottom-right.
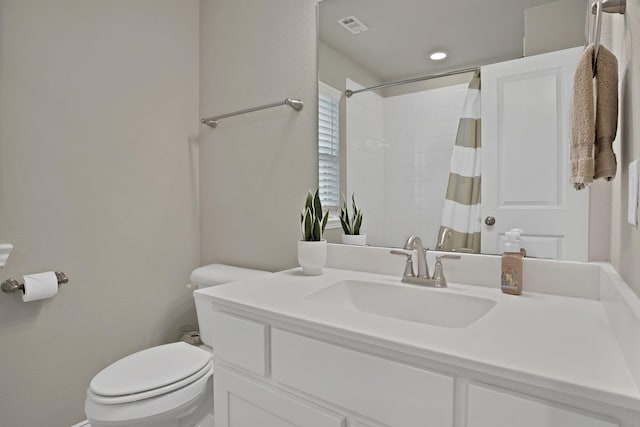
[[83, 264, 269, 427]]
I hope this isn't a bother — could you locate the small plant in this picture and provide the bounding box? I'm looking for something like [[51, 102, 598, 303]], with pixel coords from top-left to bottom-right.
[[339, 193, 363, 235], [300, 189, 329, 241]]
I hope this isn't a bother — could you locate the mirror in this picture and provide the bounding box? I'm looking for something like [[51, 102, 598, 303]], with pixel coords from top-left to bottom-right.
[[318, 0, 588, 258]]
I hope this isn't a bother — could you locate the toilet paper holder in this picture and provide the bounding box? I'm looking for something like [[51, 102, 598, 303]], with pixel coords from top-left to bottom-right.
[[1, 271, 69, 293]]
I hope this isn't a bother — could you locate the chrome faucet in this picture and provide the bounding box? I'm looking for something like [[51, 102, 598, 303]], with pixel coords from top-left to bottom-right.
[[391, 235, 461, 287], [435, 227, 453, 250], [403, 235, 429, 279]]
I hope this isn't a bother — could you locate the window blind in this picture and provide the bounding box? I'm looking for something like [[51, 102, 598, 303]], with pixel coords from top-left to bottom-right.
[[318, 82, 340, 208]]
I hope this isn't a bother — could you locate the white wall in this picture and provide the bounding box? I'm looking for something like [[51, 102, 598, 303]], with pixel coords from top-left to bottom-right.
[[0, 1, 200, 425], [524, 0, 587, 56], [602, 1, 640, 295], [199, 0, 318, 272]]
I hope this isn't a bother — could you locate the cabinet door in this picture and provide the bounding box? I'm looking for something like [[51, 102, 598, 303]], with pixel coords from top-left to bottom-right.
[[271, 328, 454, 427], [214, 367, 346, 427], [481, 46, 589, 261], [210, 311, 269, 376], [466, 384, 620, 427]]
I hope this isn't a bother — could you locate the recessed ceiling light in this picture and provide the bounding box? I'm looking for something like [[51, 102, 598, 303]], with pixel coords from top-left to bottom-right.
[[430, 51, 447, 61]]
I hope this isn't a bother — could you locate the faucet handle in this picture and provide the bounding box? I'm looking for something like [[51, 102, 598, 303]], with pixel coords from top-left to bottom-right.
[[390, 250, 415, 278], [391, 249, 411, 256], [431, 255, 461, 287]]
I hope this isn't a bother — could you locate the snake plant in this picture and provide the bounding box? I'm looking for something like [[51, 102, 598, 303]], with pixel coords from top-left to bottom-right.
[[339, 193, 363, 235], [300, 189, 329, 241]]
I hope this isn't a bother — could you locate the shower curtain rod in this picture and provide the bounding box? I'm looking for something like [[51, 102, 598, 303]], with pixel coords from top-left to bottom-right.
[[344, 66, 480, 97]]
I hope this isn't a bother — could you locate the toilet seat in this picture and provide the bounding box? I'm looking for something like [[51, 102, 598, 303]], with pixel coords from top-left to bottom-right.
[[85, 343, 213, 424], [90, 342, 210, 399], [88, 360, 212, 404], [85, 368, 212, 424]]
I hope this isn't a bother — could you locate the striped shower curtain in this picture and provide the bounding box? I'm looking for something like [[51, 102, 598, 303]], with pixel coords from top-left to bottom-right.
[[438, 73, 481, 252]]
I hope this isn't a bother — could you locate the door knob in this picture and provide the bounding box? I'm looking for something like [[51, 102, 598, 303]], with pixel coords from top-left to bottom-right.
[[484, 216, 496, 226]]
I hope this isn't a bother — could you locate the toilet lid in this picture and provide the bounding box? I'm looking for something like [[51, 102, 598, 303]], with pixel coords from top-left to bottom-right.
[[90, 342, 211, 398]]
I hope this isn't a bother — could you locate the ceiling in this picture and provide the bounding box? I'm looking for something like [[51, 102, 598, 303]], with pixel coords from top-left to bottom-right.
[[319, 0, 559, 81]]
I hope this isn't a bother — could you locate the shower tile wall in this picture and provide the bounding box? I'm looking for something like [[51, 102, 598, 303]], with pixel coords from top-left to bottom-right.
[[346, 79, 386, 245], [347, 81, 468, 248]]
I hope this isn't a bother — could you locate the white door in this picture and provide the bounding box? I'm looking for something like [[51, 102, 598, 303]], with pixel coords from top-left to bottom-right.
[[481, 47, 589, 261]]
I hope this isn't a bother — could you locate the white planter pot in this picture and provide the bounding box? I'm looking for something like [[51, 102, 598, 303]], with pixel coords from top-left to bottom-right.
[[297, 240, 327, 276], [342, 233, 367, 246]]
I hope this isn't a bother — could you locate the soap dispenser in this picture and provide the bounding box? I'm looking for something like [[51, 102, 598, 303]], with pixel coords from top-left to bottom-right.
[[501, 229, 524, 295]]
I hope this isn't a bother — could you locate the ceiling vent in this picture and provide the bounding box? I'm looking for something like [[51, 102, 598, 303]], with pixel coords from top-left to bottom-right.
[[337, 16, 369, 35]]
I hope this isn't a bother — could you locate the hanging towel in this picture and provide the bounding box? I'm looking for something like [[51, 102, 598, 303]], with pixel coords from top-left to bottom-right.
[[570, 44, 619, 189], [594, 45, 618, 181], [570, 45, 596, 189]]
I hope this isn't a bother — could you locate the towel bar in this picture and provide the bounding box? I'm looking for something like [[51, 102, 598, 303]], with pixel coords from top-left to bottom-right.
[[201, 98, 303, 129], [588, 0, 625, 74]]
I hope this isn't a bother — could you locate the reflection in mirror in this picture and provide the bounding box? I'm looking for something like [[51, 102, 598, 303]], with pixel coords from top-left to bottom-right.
[[318, 0, 588, 258]]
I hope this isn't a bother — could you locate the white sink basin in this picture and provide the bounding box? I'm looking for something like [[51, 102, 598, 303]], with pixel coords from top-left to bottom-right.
[[306, 280, 496, 328]]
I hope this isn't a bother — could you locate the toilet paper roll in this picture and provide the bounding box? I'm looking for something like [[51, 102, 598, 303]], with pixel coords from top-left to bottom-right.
[[22, 271, 58, 302]]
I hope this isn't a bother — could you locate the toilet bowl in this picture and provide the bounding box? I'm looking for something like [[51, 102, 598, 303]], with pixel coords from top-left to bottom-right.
[[84, 264, 269, 427]]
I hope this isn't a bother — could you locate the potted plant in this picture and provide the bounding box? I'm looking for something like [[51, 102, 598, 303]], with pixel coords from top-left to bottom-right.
[[298, 189, 329, 275], [340, 193, 366, 245]]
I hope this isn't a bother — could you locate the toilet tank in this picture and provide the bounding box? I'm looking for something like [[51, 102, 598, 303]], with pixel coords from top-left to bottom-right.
[[191, 264, 269, 347]]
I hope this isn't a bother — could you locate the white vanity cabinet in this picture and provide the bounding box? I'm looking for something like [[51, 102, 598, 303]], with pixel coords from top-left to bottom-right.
[[210, 308, 635, 427], [211, 312, 454, 427]]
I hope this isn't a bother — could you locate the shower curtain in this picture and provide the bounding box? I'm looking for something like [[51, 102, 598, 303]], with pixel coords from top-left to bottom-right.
[[438, 72, 481, 252]]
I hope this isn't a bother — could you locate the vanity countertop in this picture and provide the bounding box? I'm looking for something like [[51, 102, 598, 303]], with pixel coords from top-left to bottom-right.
[[197, 267, 640, 411]]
